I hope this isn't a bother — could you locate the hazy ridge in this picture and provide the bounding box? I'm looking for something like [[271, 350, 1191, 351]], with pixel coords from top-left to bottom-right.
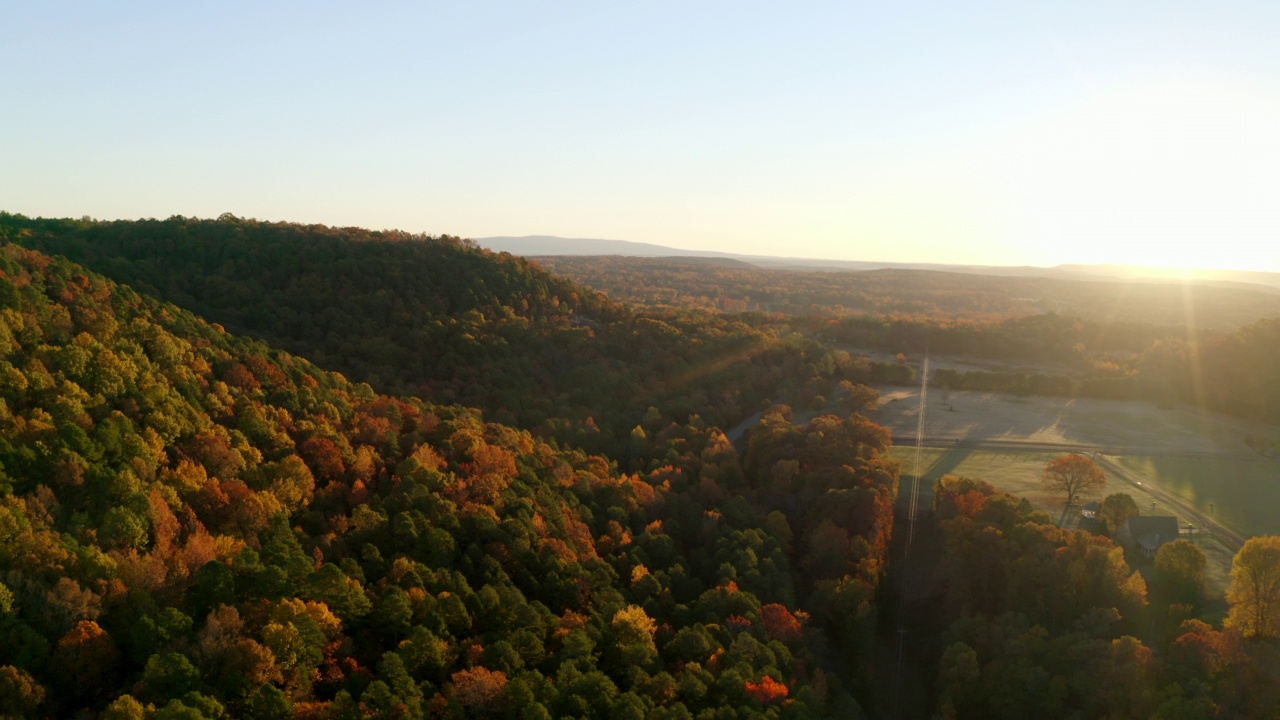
[[477, 235, 1280, 291]]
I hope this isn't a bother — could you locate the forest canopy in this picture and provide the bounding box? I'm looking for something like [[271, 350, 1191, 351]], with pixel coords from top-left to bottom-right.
[[0, 214, 838, 447], [2, 213, 1278, 718], [0, 239, 897, 717]]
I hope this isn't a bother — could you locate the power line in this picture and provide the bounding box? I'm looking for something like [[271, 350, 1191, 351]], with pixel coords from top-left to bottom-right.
[[895, 353, 928, 719], [906, 353, 929, 558]]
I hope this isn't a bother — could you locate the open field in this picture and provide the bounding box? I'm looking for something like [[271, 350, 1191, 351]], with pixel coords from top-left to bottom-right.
[[889, 446, 1064, 513], [848, 347, 1077, 379], [887, 446, 1202, 528], [874, 386, 1277, 458], [1110, 455, 1280, 538], [852, 379, 1280, 603], [889, 445, 1239, 601], [874, 387, 1280, 547]]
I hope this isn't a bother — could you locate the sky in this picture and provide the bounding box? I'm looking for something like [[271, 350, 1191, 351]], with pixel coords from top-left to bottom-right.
[[3, 2, 1279, 271]]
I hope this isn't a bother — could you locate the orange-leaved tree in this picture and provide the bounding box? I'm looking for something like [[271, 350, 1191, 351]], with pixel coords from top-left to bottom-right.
[[1042, 454, 1107, 510], [745, 675, 789, 704]]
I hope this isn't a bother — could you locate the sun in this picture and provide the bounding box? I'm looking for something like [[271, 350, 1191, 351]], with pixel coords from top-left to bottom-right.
[[993, 76, 1280, 272]]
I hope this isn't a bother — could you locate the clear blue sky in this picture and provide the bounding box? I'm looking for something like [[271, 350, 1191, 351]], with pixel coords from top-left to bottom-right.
[[4, 2, 1279, 271]]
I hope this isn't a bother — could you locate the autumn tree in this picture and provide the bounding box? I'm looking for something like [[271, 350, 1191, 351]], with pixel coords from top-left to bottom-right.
[[1156, 539, 1207, 606], [100, 695, 148, 720], [760, 603, 802, 643], [0, 582, 15, 617], [451, 666, 507, 714], [610, 605, 658, 667], [1098, 492, 1139, 534], [0, 665, 45, 718], [1042, 454, 1107, 512], [744, 675, 788, 704], [1227, 536, 1280, 638], [51, 620, 119, 704], [1096, 635, 1157, 718]]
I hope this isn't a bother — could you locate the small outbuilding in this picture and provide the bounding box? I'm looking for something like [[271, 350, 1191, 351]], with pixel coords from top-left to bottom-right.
[[1117, 516, 1181, 558], [1080, 501, 1099, 519]]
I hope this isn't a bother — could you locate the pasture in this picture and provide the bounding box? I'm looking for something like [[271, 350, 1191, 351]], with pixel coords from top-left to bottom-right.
[[1110, 455, 1280, 538], [888, 446, 1063, 513], [874, 385, 1276, 458], [889, 445, 1242, 601]]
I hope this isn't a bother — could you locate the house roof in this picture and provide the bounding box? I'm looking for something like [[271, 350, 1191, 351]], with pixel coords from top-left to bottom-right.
[[1124, 516, 1180, 550]]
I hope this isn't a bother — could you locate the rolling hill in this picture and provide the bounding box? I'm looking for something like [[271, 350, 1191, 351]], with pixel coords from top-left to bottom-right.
[[0, 239, 900, 717], [477, 235, 1280, 292], [0, 214, 832, 449]]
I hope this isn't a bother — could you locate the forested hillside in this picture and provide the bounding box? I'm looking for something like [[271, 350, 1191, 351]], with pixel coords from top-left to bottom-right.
[[0, 243, 900, 717], [0, 214, 828, 451], [5, 213, 1279, 719]]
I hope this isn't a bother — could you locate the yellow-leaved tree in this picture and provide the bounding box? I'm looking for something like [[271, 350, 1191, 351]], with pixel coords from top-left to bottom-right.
[[1227, 536, 1280, 638]]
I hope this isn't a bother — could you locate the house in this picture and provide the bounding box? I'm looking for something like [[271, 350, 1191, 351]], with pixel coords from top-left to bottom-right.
[[1117, 516, 1181, 558], [1081, 501, 1099, 519]]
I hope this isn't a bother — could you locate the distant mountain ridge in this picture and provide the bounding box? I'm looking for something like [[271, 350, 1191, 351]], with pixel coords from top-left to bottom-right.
[[476, 235, 740, 259], [476, 235, 1280, 291]]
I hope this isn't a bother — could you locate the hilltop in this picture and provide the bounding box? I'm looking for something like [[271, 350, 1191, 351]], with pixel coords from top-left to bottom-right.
[[0, 214, 830, 451]]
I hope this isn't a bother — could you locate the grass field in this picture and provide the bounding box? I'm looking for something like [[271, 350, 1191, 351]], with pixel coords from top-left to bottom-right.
[[889, 446, 1063, 513], [886, 446, 1178, 520], [1110, 456, 1280, 538], [889, 445, 1244, 601], [868, 379, 1280, 609], [874, 385, 1278, 458]]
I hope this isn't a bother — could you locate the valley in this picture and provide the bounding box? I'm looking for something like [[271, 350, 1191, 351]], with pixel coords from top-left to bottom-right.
[[11, 5, 1280, 717], [1, 213, 1279, 718]]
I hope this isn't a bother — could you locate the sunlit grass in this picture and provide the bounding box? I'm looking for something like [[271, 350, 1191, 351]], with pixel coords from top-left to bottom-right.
[[888, 447, 1278, 604], [888, 447, 1066, 514], [1110, 456, 1280, 538]]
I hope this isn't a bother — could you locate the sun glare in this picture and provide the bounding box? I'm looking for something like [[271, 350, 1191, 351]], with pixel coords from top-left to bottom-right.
[[994, 77, 1280, 272]]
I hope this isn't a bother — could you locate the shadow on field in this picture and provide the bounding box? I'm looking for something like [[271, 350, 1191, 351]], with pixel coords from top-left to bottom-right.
[[916, 446, 973, 483], [896, 446, 973, 519]]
